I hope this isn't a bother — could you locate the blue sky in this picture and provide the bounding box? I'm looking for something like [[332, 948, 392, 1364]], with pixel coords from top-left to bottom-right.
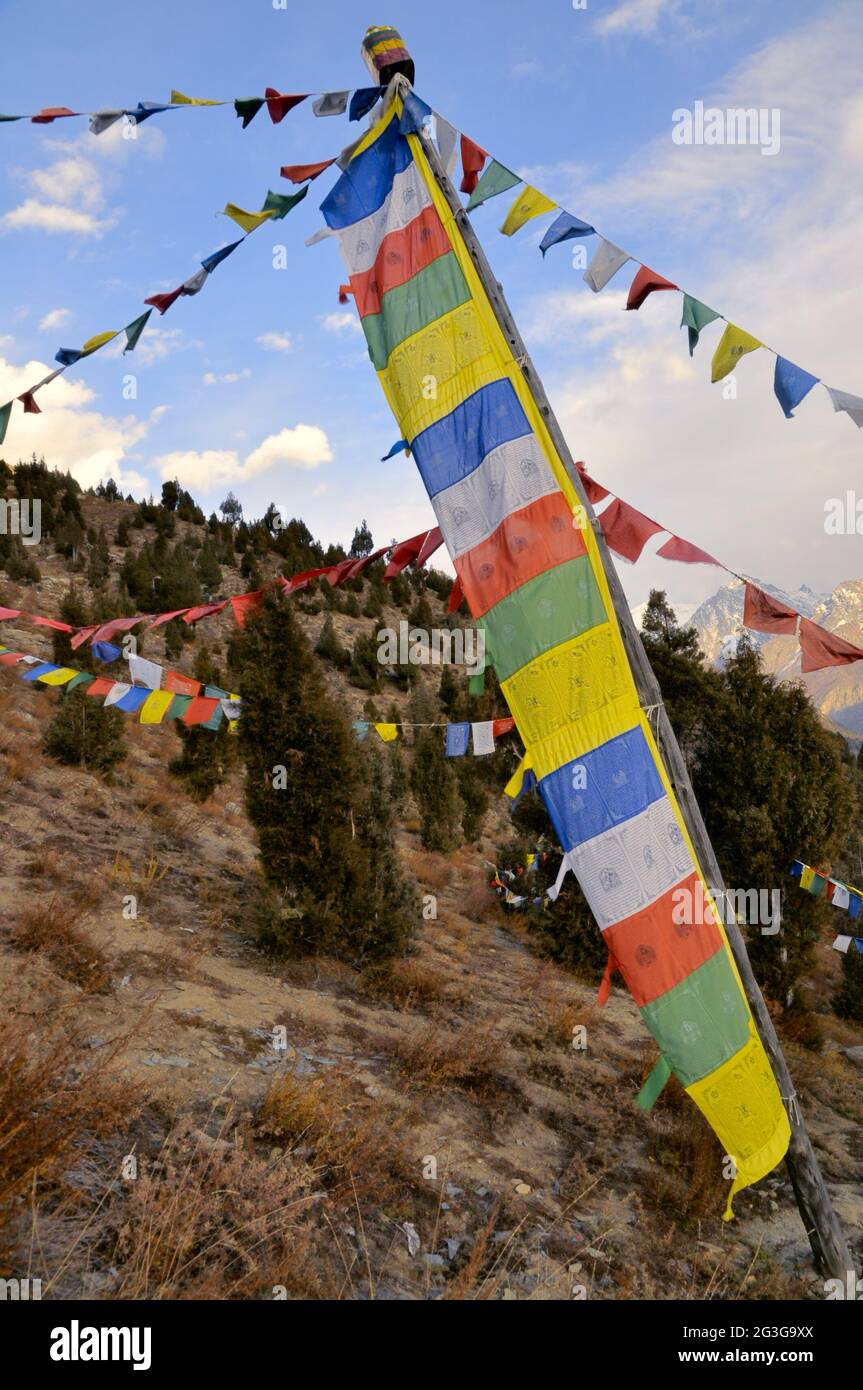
[[1, 0, 860, 610]]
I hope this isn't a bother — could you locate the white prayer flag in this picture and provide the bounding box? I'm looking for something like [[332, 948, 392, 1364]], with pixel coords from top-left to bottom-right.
[[471, 720, 495, 755], [546, 852, 574, 903], [583, 238, 630, 293], [434, 113, 459, 177], [832, 884, 850, 910], [90, 110, 125, 135], [182, 269, 209, 296], [128, 654, 163, 690], [826, 386, 863, 428], [104, 682, 131, 707], [313, 91, 349, 117], [832, 934, 853, 954]]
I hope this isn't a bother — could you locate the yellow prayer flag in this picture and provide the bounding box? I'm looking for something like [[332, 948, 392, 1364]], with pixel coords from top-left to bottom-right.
[[504, 750, 533, 800], [37, 667, 78, 686], [799, 865, 815, 891], [374, 722, 399, 742], [81, 330, 119, 356], [171, 90, 223, 106], [222, 203, 276, 234], [500, 186, 557, 237], [710, 323, 762, 382], [140, 690, 176, 725]]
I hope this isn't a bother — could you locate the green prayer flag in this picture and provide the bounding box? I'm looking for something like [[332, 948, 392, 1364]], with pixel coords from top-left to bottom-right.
[[123, 309, 152, 354], [636, 1054, 672, 1111], [64, 672, 94, 694], [0, 114, 23, 122], [681, 295, 721, 357], [234, 97, 264, 128], [165, 694, 193, 721], [0, 401, 12, 446], [468, 670, 486, 696], [261, 185, 309, 219], [466, 159, 521, 212]]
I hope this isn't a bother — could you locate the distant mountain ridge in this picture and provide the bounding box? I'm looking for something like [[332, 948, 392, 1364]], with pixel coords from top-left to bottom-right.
[[676, 577, 863, 741]]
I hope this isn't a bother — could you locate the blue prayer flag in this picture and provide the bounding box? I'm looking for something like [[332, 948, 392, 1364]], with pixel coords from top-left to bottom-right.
[[349, 88, 381, 122], [540, 211, 596, 258], [445, 722, 470, 757], [774, 356, 819, 419]]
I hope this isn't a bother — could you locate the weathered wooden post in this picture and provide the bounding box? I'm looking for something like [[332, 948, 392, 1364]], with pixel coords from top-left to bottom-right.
[[370, 59, 854, 1280]]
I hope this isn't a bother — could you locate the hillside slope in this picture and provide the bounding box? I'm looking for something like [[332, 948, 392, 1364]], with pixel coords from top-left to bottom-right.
[[0, 491, 861, 1300]]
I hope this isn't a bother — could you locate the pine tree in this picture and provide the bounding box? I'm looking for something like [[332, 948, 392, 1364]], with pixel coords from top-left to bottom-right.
[[409, 683, 462, 852], [232, 587, 416, 963], [43, 688, 127, 773], [833, 945, 863, 1022], [315, 614, 349, 669]]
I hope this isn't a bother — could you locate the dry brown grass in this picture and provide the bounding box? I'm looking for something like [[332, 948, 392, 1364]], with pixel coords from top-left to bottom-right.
[[403, 848, 454, 891], [384, 1021, 502, 1093], [0, 999, 138, 1262], [8, 896, 112, 992], [105, 849, 166, 907], [361, 958, 448, 1012], [256, 1067, 415, 1207]]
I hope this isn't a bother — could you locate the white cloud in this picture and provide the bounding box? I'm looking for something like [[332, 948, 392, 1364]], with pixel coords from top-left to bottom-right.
[[153, 424, 333, 489], [38, 307, 72, 332], [320, 312, 362, 337], [595, 0, 680, 37], [256, 330, 294, 353], [202, 368, 252, 386], [2, 199, 114, 237], [0, 353, 165, 494]]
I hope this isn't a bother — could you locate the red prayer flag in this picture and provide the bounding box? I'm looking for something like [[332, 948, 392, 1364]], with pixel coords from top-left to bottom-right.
[[280, 158, 336, 183], [183, 600, 228, 624], [625, 265, 679, 311], [799, 618, 863, 672], [18, 392, 41, 414], [384, 531, 428, 580], [447, 574, 464, 613], [31, 107, 78, 124], [180, 696, 220, 727], [459, 136, 487, 195], [144, 608, 191, 632], [282, 566, 329, 593], [0, 652, 25, 665], [85, 677, 115, 698], [656, 534, 721, 566], [0, 606, 23, 620], [323, 559, 358, 588], [338, 284, 354, 304], [144, 287, 184, 315], [742, 583, 797, 636], [599, 497, 664, 563], [163, 669, 202, 696], [31, 615, 73, 632], [264, 89, 308, 124], [230, 591, 263, 627], [90, 616, 148, 644], [576, 461, 609, 505], [416, 526, 443, 568], [345, 547, 388, 580], [69, 625, 99, 651], [492, 717, 515, 737]]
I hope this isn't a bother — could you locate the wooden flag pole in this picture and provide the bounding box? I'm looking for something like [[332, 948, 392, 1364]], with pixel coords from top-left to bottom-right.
[[400, 80, 853, 1280]]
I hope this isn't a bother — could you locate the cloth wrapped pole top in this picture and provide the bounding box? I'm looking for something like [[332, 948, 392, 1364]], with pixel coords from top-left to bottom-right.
[[320, 87, 790, 1217], [361, 24, 415, 87]]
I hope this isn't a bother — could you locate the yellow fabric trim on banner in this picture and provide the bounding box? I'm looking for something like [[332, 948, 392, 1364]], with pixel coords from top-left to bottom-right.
[[500, 186, 557, 237], [401, 124, 790, 1201], [374, 722, 398, 742], [686, 1025, 791, 1220], [503, 750, 533, 801], [139, 690, 175, 725], [37, 667, 78, 686]]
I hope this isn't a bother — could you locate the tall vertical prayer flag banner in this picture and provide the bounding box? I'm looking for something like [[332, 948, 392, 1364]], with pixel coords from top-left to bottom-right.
[[321, 93, 790, 1215]]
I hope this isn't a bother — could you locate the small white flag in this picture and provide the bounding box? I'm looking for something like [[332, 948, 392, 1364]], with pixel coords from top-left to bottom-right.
[[434, 113, 459, 177], [832, 934, 853, 954], [90, 110, 125, 135], [305, 226, 336, 247], [471, 720, 495, 755], [182, 269, 209, 296], [312, 91, 349, 117], [583, 238, 630, 293], [826, 386, 863, 429], [832, 884, 850, 910], [546, 852, 574, 903], [128, 653, 163, 690], [104, 682, 131, 707]]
